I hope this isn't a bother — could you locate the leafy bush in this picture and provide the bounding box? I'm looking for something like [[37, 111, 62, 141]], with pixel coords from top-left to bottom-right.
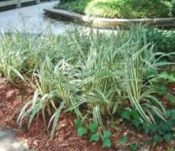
[[57, 0, 174, 18], [145, 28, 175, 54]]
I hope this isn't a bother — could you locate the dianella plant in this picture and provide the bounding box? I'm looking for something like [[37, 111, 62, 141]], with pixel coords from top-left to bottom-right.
[[0, 25, 172, 137]]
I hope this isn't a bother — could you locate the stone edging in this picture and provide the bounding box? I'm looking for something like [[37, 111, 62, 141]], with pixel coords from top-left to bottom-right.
[[44, 7, 175, 29]]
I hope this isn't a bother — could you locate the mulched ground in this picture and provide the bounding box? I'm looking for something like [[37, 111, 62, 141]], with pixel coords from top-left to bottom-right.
[[0, 78, 175, 151]]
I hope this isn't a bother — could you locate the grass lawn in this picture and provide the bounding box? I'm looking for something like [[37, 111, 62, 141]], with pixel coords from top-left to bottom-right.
[[57, 0, 174, 18]]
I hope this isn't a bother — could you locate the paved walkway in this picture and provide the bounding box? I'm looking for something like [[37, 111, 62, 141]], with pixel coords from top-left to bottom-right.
[[0, 1, 81, 34], [0, 129, 30, 151]]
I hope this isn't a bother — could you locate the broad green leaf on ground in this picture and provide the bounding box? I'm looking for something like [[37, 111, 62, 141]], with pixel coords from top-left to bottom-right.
[[88, 123, 98, 133], [102, 138, 112, 148], [74, 119, 83, 128], [77, 127, 87, 137], [90, 133, 100, 142], [103, 130, 112, 139]]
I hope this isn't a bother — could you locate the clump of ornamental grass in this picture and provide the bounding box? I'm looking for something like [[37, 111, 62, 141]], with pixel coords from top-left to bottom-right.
[[0, 26, 173, 138]]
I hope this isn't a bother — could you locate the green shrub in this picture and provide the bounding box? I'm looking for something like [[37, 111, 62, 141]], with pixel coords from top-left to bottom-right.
[[145, 28, 175, 54], [57, 0, 174, 18]]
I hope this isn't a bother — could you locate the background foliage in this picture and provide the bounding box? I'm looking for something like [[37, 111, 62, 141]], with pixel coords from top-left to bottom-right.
[[57, 0, 174, 18]]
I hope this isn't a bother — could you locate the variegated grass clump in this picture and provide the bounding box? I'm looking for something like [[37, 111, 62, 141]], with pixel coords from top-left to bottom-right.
[[0, 26, 172, 138]]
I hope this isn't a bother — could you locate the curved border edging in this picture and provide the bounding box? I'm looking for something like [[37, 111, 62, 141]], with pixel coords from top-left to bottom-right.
[[44, 7, 175, 29]]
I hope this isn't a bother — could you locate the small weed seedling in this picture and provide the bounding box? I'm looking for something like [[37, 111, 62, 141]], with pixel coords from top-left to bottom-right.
[[74, 119, 112, 148]]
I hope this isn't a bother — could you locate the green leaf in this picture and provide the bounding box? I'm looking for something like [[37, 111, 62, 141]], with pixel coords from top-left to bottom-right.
[[28, 103, 41, 128], [160, 122, 171, 132], [129, 143, 138, 151], [131, 119, 141, 128], [149, 124, 158, 134], [163, 133, 173, 142], [146, 69, 157, 77], [167, 110, 175, 117], [103, 130, 112, 139], [143, 124, 151, 134], [153, 135, 162, 143], [88, 123, 98, 133], [102, 138, 112, 148], [130, 111, 139, 118], [159, 72, 175, 82], [90, 133, 100, 142], [121, 111, 131, 120], [119, 136, 128, 145], [158, 86, 167, 95], [74, 119, 82, 128], [167, 94, 175, 105], [77, 127, 87, 137], [50, 101, 65, 139]]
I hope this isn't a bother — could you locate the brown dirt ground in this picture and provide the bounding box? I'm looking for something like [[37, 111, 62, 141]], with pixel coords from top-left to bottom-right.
[[0, 79, 175, 151]]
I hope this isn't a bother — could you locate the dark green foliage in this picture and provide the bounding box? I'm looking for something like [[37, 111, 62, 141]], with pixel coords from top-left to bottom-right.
[[121, 109, 142, 128], [144, 119, 175, 142], [57, 0, 174, 18], [146, 28, 175, 54], [154, 71, 175, 105], [60, 0, 76, 4], [129, 143, 138, 151], [121, 109, 175, 143], [119, 136, 128, 145]]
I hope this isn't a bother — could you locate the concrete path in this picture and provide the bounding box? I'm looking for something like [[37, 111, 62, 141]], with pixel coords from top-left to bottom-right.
[[0, 1, 82, 34], [0, 129, 30, 151]]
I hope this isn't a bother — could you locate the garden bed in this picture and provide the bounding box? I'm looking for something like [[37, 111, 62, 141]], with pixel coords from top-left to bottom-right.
[[0, 80, 109, 151], [0, 27, 175, 150], [0, 79, 174, 151]]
